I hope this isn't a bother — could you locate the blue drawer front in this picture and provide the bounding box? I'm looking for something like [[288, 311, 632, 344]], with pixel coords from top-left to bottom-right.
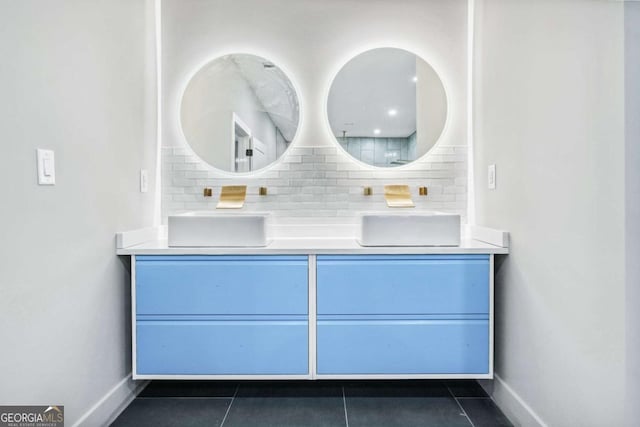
[[317, 255, 489, 315], [317, 319, 489, 374], [137, 319, 308, 375], [136, 255, 308, 315]]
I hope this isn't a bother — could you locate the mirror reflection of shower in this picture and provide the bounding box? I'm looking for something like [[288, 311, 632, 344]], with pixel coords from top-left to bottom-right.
[[328, 48, 447, 167]]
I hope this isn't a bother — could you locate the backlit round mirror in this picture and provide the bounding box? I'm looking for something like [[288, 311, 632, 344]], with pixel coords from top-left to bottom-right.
[[327, 48, 447, 167], [181, 54, 300, 173]]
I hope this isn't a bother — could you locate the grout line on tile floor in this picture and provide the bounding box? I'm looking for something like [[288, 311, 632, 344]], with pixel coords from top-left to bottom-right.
[[138, 396, 235, 400], [447, 385, 476, 427], [342, 385, 349, 427], [455, 396, 492, 400], [219, 384, 239, 427]]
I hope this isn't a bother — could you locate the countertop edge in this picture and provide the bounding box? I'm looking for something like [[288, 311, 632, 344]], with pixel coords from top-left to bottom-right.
[[116, 238, 509, 255]]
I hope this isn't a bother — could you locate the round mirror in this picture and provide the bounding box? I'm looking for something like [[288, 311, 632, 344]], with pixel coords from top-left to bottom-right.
[[327, 48, 447, 167], [181, 54, 300, 173]]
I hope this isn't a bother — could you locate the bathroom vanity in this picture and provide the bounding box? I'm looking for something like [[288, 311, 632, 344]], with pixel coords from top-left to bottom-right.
[[117, 228, 507, 380], [113, 33, 510, 382], [123, 44, 507, 379]]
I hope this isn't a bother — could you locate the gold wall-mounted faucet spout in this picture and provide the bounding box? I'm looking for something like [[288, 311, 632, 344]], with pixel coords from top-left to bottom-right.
[[217, 185, 247, 209], [384, 184, 415, 208]]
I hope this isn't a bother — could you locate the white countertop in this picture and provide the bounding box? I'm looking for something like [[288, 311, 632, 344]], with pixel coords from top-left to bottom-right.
[[116, 237, 508, 255]]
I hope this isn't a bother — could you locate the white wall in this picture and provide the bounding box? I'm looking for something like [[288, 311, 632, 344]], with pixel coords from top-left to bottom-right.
[[625, 3, 640, 426], [161, 0, 469, 220], [473, 0, 625, 425], [0, 1, 156, 425]]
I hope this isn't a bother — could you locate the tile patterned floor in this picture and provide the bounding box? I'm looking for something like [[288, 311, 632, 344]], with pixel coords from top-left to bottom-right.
[[111, 380, 512, 427]]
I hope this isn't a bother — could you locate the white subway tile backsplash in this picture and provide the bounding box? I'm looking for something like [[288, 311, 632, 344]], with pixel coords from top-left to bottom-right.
[[347, 171, 376, 179], [172, 147, 190, 156], [270, 162, 291, 171], [325, 171, 349, 179], [250, 171, 279, 179], [291, 178, 337, 187], [429, 163, 455, 171], [302, 155, 325, 163], [183, 187, 206, 195], [313, 147, 338, 156], [162, 145, 468, 221], [288, 162, 315, 171], [443, 186, 466, 194], [184, 171, 210, 179], [264, 179, 290, 187], [289, 147, 315, 156], [172, 178, 196, 187], [325, 186, 351, 195], [323, 193, 351, 202], [165, 187, 186, 194], [427, 185, 443, 194], [284, 155, 303, 163], [313, 163, 338, 171], [336, 162, 366, 171], [169, 156, 186, 164], [172, 163, 196, 171], [435, 147, 457, 154], [301, 186, 328, 194], [172, 194, 199, 202]]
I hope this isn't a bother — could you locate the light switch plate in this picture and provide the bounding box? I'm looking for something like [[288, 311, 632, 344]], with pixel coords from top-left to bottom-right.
[[488, 164, 496, 190], [140, 169, 149, 193], [36, 149, 55, 185]]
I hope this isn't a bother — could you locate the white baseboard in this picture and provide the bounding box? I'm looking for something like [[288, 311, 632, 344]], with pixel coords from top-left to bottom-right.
[[73, 374, 148, 427], [479, 374, 548, 427]]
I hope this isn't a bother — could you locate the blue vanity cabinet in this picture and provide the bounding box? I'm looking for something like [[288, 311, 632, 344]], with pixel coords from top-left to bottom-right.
[[132, 253, 492, 378], [134, 255, 309, 377], [316, 254, 491, 376]]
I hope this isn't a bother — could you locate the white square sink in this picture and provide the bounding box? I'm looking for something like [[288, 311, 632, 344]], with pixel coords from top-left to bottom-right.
[[358, 212, 461, 247], [168, 211, 271, 247]]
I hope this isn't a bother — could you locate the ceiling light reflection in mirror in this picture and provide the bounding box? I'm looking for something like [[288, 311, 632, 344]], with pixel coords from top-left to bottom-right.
[[327, 48, 447, 167]]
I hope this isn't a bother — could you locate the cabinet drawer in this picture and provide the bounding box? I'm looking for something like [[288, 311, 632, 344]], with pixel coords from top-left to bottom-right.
[[317, 255, 489, 315], [136, 255, 308, 315], [137, 319, 308, 375], [317, 319, 489, 375]]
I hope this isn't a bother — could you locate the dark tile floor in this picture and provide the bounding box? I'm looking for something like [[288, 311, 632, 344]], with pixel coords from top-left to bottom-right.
[[111, 380, 512, 427]]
